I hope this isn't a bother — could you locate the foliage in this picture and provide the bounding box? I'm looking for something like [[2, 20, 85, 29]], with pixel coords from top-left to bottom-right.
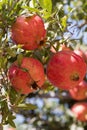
[[0, 0, 87, 130]]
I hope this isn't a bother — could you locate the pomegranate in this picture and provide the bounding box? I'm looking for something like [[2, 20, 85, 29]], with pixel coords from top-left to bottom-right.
[[8, 57, 45, 94], [71, 102, 87, 122], [47, 50, 86, 90], [11, 15, 46, 50], [69, 80, 87, 100]]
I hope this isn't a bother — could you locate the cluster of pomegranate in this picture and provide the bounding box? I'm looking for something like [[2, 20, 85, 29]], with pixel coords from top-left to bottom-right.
[[9, 14, 46, 94], [9, 14, 87, 122], [48, 47, 87, 122]]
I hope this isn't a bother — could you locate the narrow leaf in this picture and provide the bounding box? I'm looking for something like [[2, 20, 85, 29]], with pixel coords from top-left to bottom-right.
[[22, 6, 40, 13], [17, 103, 37, 110], [61, 16, 68, 31], [8, 119, 16, 128], [17, 53, 23, 66]]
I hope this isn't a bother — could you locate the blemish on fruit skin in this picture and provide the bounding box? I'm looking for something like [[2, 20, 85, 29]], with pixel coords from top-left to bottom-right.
[[70, 72, 79, 81], [31, 82, 39, 90]]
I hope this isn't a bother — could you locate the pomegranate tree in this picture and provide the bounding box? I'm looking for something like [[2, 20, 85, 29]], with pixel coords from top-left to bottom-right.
[[11, 15, 46, 50], [8, 57, 45, 94], [47, 50, 86, 90]]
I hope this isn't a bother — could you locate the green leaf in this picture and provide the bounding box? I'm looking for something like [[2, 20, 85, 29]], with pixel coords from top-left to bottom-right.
[[7, 48, 16, 57], [39, 0, 52, 13], [83, 2, 87, 13], [7, 112, 16, 127], [17, 103, 37, 110], [13, 92, 26, 106], [17, 53, 23, 66], [61, 16, 68, 31], [0, 1, 2, 9], [32, 0, 36, 7], [0, 57, 7, 69], [39, 0, 52, 18], [9, 87, 18, 105], [22, 6, 40, 13], [7, 119, 16, 128], [1, 100, 9, 123]]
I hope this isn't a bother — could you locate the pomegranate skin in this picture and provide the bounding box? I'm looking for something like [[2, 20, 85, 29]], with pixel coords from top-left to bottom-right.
[[8, 57, 45, 94], [69, 80, 87, 100], [21, 57, 45, 87], [71, 102, 87, 122], [11, 15, 46, 50], [74, 49, 87, 63], [47, 50, 86, 90], [8, 64, 33, 94]]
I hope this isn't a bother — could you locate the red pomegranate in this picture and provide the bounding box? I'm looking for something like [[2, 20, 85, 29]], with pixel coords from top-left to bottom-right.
[[71, 102, 87, 122], [11, 15, 46, 50], [69, 80, 87, 100], [8, 57, 45, 94], [47, 50, 86, 90]]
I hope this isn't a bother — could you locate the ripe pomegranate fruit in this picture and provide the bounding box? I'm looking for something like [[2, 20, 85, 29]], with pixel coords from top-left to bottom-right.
[[74, 49, 87, 63], [69, 80, 87, 100], [8, 57, 45, 94], [47, 50, 86, 90], [71, 102, 87, 122], [11, 15, 46, 50]]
